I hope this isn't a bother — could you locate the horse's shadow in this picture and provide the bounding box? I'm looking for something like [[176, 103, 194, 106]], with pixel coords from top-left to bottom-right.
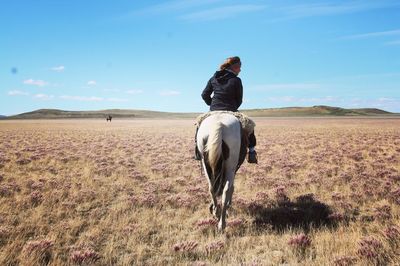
[[248, 194, 339, 233]]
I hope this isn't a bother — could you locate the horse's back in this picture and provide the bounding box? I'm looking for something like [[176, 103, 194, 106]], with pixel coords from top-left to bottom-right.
[[197, 113, 241, 154], [199, 112, 240, 133]]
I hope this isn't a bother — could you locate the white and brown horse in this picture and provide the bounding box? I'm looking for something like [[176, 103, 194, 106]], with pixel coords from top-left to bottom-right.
[[196, 112, 247, 231]]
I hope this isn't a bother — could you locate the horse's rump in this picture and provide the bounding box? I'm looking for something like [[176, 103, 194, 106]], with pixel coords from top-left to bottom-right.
[[196, 111, 252, 172]]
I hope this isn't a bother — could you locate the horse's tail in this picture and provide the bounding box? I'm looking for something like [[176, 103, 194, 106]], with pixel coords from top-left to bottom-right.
[[205, 121, 230, 197]]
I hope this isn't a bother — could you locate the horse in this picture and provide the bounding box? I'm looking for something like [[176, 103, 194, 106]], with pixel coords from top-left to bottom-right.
[[196, 112, 246, 231], [106, 115, 112, 122]]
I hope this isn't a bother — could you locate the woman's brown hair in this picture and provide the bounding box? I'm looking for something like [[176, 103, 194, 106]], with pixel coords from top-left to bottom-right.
[[219, 56, 241, 70]]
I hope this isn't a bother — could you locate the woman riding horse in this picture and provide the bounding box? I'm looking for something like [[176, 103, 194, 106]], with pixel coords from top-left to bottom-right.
[[195, 56, 258, 164]]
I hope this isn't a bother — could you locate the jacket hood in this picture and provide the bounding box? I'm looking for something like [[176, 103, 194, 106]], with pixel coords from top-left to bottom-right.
[[212, 69, 236, 84]]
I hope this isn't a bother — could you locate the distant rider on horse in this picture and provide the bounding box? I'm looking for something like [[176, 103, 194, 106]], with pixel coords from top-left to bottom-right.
[[194, 56, 258, 164]]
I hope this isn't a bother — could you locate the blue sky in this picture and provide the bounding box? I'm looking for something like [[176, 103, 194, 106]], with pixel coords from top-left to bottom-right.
[[1, 0, 400, 115]]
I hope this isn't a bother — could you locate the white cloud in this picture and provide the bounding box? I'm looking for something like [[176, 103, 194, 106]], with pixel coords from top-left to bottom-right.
[[151, 0, 222, 12], [253, 83, 321, 91], [267, 96, 297, 103], [8, 90, 29, 96], [347, 97, 400, 112], [59, 95, 127, 102], [122, 0, 223, 17], [107, 98, 129, 102], [23, 79, 48, 87], [301, 96, 337, 103], [60, 95, 103, 102], [377, 97, 397, 102], [273, 1, 400, 21], [51, 65, 65, 72], [267, 96, 338, 103], [87, 80, 97, 86], [119, 1, 265, 22], [179, 4, 266, 21], [103, 88, 121, 92], [120, 0, 399, 23], [159, 90, 181, 96], [126, 89, 143, 95], [340, 29, 400, 40], [385, 40, 400, 46], [33, 94, 54, 100]]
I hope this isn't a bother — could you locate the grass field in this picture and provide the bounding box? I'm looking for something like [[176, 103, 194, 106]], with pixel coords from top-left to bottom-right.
[[0, 118, 399, 265]]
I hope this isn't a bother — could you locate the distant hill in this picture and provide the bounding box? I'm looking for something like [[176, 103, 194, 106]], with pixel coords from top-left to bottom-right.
[[241, 105, 396, 117], [0, 115, 7, 119], [5, 106, 398, 119], [7, 109, 199, 119]]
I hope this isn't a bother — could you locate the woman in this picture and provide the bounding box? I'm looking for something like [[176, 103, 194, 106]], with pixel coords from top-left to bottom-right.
[[195, 56, 258, 164]]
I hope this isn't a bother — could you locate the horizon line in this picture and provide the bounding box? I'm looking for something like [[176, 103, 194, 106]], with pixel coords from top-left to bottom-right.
[[2, 105, 398, 117]]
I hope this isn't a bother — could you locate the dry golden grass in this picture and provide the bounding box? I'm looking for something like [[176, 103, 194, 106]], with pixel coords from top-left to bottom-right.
[[0, 118, 399, 265]]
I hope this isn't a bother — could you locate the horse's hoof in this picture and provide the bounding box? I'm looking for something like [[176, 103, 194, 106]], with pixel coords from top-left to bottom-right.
[[209, 203, 214, 215], [218, 221, 226, 232]]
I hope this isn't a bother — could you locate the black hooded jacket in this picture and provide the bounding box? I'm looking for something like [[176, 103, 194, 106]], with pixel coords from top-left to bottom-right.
[[201, 69, 243, 112]]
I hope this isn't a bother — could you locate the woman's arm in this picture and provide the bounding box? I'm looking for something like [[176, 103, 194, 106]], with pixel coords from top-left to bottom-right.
[[201, 79, 213, 106], [235, 78, 243, 109]]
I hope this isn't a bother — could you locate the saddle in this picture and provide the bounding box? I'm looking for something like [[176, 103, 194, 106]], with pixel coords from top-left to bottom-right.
[[195, 111, 255, 171]]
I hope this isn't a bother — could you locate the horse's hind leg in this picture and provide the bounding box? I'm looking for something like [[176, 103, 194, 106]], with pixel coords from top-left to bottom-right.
[[209, 189, 220, 219], [202, 160, 220, 219], [218, 171, 235, 231]]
